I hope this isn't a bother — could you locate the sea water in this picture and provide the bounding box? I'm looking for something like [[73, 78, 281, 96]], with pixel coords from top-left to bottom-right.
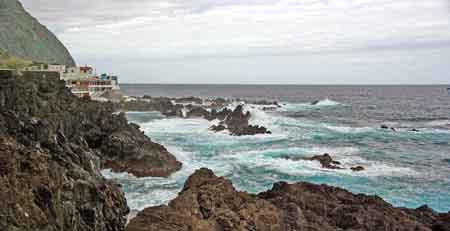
[[103, 85, 450, 214]]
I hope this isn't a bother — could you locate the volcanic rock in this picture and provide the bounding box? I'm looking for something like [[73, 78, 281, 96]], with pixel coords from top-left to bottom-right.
[[127, 168, 446, 231], [210, 124, 226, 132], [173, 96, 203, 105], [0, 71, 132, 230], [186, 106, 213, 120], [211, 107, 232, 121], [224, 105, 271, 136], [311, 100, 320, 105], [351, 166, 365, 172], [309, 153, 343, 169], [381, 124, 396, 131]]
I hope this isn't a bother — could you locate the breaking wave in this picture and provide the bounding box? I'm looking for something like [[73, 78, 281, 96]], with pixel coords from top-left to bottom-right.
[[104, 100, 450, 213]]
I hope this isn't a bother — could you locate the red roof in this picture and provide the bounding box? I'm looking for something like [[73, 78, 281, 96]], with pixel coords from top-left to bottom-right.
[[80, 66, 93, 72]]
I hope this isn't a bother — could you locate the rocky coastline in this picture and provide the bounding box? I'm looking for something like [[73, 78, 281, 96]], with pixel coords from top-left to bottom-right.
[[1, 71, 449, 231], [0, 70, 180, 230], [116, 96, 272, 136], [127, 168, 450, 231]]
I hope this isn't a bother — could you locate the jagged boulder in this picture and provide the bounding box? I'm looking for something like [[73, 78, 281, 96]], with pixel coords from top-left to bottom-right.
[[127, 168, 448, 231], [223, 105, 271, 136], [309, 153, 343, 169]]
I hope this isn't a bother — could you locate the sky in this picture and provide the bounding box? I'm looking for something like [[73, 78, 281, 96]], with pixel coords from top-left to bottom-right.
[[21, 0, 450, 84]]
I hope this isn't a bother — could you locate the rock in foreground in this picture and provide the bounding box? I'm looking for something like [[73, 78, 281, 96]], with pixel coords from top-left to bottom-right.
[[127, 168, 449, 231]]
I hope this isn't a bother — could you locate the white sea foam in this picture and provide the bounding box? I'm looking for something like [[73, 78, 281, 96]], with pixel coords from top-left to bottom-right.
[[278, 98, 343, 112], [114, 108, 431, 213], [324, 124, 375, 133], [140, 117, 211, 134], [101, 169, 180, 209], [315, 98, 341, 106], [229, 148, 417, 178], [306, 146, 361, 157]]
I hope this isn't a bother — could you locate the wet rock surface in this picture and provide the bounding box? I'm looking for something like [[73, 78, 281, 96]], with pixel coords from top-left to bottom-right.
[[308, 153, 343, 169], [127, 168, 449, 231], [214, 105, 271, 136], [118, 97, 272, 136], [285, 153, 367, 171], [351, 166, 365, 172], [0, 72, 181, 230]]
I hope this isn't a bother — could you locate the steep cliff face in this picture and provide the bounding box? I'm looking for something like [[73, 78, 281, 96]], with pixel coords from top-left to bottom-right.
[[0, 0, 76, 66], [0, 71, 181, 230]]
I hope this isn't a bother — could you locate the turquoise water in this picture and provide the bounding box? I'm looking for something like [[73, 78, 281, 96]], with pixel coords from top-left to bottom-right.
[[103, 99, 450, 213]]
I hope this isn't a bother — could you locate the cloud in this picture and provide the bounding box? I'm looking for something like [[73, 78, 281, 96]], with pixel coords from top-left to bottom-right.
[[19, 0, 450, 84], [21, 0, 450, 59]]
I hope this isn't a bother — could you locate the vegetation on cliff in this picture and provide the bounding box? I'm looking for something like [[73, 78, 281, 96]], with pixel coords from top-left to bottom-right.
[[0, 49, 33, 69], [0, 0, 76, 66]]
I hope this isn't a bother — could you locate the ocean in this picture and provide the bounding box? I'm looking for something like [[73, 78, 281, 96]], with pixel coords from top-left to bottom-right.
[[104, 84, 450, 214]]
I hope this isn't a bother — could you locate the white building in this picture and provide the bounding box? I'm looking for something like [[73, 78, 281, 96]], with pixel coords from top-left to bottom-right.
[[23, 63, 121, 99]]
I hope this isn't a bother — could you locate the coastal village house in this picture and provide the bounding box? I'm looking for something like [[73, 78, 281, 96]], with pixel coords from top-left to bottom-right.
[[23, 63, 120, 98]]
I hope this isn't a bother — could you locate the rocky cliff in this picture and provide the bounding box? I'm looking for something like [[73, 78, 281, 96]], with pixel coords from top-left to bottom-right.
[[0, 0, 76, 66], [0, 70, 181, 230], [127, 168, 450, 231]]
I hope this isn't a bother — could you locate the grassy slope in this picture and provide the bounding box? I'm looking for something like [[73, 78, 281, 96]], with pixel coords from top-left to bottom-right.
[[0, 0, 76, 66]]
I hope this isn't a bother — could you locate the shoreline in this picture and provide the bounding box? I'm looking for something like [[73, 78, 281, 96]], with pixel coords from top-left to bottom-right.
[[1, 72, 449, 231]]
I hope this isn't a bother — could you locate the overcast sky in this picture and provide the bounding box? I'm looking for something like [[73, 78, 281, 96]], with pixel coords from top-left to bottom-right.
[[21, 0, 450, 84]]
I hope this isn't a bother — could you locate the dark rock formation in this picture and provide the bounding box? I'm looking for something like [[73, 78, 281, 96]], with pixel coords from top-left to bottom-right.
[[186, 106, 213, 120], [173, 96, 203, 105], [285, 153, 367, 172], [99, 113, 182, 177], [309, 153, 343, 169], [403, 205, 450, 231], [222, 105, 271, 136], [118, 98, 271, 136], [211, 107, 232, 121], [0, 71, 185, 230], [351, 166, 365, 172], [0, 0, 76, 66], [262, 106, 278, 111], [311, 100, 320, 105], [210, 124, 226, 132], [247, 99, 280, 106], [309, 153, 342, 169], [381, 124, 396, 131], [0, 72, 130, 230], [127, 168, 448, 231]]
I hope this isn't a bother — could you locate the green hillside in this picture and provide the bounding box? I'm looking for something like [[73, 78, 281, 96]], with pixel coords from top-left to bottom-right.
[[0, 0, 76, 66]]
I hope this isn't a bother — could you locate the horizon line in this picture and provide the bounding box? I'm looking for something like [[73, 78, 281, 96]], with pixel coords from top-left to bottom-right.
[[119, 83, 450, 86]]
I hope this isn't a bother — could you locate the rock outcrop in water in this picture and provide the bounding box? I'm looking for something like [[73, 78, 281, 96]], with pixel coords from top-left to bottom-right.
[[0, 71, 181, 230], [118, 98, 271, 136], [285, 153, 368, 172], [127, 168, 450, 231], [308, 153, 343, 169], [221, 105, 271, 136], [98, 112, 182, 178], [0, 0, 76, 66]]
